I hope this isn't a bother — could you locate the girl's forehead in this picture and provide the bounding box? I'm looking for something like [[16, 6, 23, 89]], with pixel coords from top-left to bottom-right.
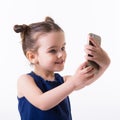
[[37, 32, 65, 47]]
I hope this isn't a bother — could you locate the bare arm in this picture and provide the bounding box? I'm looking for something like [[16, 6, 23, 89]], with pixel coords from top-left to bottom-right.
[[17, 62, 95, 111], [17, 74, 74, 111]]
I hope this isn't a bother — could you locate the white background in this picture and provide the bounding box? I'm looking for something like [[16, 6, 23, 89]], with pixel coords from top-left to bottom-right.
[[0, 0, 120, 120]]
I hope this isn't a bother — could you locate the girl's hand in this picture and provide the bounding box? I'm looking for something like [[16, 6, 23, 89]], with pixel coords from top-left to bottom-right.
[[84, 37, 110, 70], [68, 62, 97, 90]]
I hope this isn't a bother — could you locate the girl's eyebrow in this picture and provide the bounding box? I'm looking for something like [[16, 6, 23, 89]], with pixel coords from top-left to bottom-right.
[[47, 42, 66, 50]]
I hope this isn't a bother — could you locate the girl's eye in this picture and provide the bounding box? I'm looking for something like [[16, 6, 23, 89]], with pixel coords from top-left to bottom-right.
[[49, 49, 57, 53], [61, 46, 65, 51]]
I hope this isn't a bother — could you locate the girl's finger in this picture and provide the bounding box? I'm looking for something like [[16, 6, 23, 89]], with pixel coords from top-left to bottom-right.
[[78, 61, 88, 70], [89, 37, 98, 47]]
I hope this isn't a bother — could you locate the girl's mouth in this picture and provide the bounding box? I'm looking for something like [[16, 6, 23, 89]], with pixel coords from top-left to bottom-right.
[[55, 60, 64, 64]]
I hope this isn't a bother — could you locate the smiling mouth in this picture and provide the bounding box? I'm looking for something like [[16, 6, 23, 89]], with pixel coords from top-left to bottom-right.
[[55, 60, 64, 64]]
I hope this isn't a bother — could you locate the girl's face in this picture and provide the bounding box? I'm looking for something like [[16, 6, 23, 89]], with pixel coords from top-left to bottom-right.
[[35, 31, 66, 73]]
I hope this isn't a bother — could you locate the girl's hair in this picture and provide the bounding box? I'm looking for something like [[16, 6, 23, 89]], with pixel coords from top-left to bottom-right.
[[13, 17, 63, 56]]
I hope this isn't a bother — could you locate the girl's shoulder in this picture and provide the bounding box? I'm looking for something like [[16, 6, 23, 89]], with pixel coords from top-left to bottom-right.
[[63, 75, 72, 82], [55, 73, 72, 83], [17, 73, 36, 98], [17, 73, 34, 84]]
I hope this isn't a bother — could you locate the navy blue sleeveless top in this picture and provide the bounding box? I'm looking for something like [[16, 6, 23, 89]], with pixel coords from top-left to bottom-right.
[[18, 71, 72, 120]]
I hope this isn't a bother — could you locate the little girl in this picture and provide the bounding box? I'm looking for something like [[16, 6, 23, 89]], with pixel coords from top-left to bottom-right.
[[13, 17, 110, 120]]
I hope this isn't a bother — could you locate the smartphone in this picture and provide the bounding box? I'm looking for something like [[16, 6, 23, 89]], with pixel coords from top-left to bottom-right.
[[87, 33, 101, 69]]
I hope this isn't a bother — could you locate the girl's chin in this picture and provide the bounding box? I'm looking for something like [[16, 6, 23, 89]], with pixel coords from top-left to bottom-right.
[[55, 67, 64, 72]]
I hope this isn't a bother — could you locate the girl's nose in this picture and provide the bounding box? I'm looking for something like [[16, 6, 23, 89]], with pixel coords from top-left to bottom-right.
[[57, 51, 63, 58]]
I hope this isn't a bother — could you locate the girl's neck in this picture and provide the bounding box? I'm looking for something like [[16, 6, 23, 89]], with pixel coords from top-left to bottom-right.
[[34, 68, 55, 81]]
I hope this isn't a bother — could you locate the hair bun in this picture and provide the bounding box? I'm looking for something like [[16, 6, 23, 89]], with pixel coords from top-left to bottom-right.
[[13, 24, 28, 33], [45, 16, 54, 23]]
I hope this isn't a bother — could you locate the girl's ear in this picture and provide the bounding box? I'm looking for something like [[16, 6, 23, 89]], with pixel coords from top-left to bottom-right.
[[26, 51, 38, 64]]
